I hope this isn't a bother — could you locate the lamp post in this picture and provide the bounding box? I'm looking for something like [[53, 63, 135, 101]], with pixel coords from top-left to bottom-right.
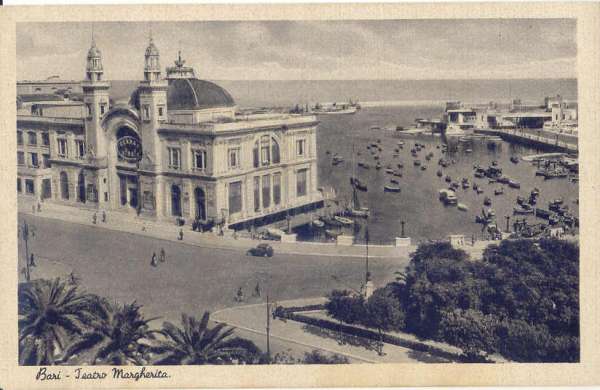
[[505, 215, 510, 233], [21, 221, 32, 281]]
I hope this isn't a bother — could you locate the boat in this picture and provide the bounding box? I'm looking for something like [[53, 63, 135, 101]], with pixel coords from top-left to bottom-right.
[[313, 104, 358, 115], [332, 154, 344, 165], [484, 196, 492, 206], [397, 163, 404, 169], [535, 208, 551, 219], [513, 204, 534, 215], [439, 189, 458, 205], [510, 156, 519, 164], [465, 149, 473, 153], [492, 160, 498, 166], [450, 182, 460, 190], [516, 196, 525, 205], [374, 155, 380, 160], [488, 179, 497, 184], [476, 187, 484, 194], [414, 160, 421, 166], [312, 219, 325, 228], [420, 165, 427, 171], [375, 162, 382, 170], [497, 176, 510, 184], [508, 180, 521, 189], [457, 203, 469, 211], [494, 188, 504, 196], [474, 171, 484, 178], [461, 179, 470, 189], [384, 184, 401, 193], [333, 216, 354, 226], [393, 170, 403, 177], [348, 145, 370, 218], [472, 183, 479, 191], [350, 177, 368, 192], [445, 175, 452, 183], [390, 179, 399, 184], [385, 168, 394, 174]]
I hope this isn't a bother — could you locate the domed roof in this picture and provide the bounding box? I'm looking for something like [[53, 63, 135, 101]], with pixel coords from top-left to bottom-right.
[[167, 78, 235, 110], [87, 42, 101, 59], [145, 38, 159, 56]]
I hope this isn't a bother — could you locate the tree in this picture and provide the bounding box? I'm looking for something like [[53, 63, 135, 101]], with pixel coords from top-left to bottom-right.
[[365, 286, 405, 354], [439, 309, 498, 361], [18, 278, 99, 365], [60, 299, 159, 365], [302, 350, 349, 364], [325, 290, 367, 325], [150, 312, 261, 365]]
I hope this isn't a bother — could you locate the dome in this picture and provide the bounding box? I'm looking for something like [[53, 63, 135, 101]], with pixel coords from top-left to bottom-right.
[[87, 42, 101, 59], [145, 39, 159, 56], [166, 78, 235, 110]]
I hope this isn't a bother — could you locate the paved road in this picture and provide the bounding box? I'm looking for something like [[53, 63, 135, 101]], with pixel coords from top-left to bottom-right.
[[18, 214, 409, 359]]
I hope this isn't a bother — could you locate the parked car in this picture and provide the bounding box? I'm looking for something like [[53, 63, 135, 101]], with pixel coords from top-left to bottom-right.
[[247, 243, 274, 257]]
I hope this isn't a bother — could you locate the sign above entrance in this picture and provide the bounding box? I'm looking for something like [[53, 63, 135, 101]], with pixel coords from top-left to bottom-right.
[[117, 135, 142, 162]]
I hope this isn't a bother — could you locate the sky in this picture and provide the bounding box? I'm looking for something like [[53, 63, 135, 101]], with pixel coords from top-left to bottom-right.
[[17, 19, 576, 81]]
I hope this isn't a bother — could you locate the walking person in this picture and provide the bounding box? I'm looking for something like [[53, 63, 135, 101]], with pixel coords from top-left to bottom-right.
[[159, 247, 166, 263], [37, 202, 41, 213], [29, 253, 36, 267], [178, 228, 184, 241], [253, 281, 261, 298], [102, 210, 107, 223], [236, 287, 244, 303], [151, 252, 158, 267]]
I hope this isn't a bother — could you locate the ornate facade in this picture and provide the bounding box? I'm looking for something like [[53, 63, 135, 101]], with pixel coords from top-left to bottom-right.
[[17, 37, 322, 230]]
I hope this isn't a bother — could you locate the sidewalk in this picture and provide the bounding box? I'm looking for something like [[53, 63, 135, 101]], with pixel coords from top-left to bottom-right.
[[212, 297, 455, 363], [18, 197, 414, 259]]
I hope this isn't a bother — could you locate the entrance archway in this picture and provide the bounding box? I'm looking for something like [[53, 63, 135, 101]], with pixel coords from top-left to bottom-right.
[[171, 185, 182, 217], [78, 172, 86, 203], [194, 187, 206, 220]]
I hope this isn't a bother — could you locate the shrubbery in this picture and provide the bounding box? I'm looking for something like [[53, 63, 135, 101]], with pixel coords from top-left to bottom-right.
[[324, 238, 579, 362]]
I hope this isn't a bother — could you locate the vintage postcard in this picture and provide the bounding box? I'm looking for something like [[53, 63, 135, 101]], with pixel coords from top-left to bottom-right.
[[0, 2, 599, 389]]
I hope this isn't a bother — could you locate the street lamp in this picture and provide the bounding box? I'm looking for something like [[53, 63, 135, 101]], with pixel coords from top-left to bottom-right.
[[505, 216, 510, 234]]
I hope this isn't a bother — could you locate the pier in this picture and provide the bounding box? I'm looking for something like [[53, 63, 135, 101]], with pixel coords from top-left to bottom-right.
[[475, 127, 578, 154]]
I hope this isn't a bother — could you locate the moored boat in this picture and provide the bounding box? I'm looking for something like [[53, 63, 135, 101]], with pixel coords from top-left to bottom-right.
[[384, 184, 401, 193], [457, 203, 469, 211], [333, 215, 354, 226]]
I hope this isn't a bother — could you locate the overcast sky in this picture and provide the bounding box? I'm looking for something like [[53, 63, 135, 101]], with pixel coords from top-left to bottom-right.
[[17, 19, 576, 81]]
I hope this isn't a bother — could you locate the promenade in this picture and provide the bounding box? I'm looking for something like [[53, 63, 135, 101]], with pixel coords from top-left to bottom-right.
[[476, 127, 578, 153]]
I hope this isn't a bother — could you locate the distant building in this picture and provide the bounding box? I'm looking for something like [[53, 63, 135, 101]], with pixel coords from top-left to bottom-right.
[[17, 37, 323, 231], [17, 76, 82, 95]]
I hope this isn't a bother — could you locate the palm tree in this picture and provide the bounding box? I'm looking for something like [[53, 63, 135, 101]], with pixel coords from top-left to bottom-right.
[[61, 299, 159, 365], [18, 278, 99, 365], [150, 312, 261, 365]]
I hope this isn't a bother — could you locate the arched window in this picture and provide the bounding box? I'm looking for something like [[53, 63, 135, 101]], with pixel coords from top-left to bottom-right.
[[77, 172, 86, 203], [60, 171, 69, 200], [171, 185, 182, 217], [195, 187, 206, 220]]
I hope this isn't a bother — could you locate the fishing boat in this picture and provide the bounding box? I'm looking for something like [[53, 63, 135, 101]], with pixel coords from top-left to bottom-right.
[[334, 215, 354, 226], [439, 189, 458, 205], [484, 196, 492, 206], [457, 203, 469, 211], [312, 219, 325, 228], [384, 184, 401, 193], [494, 188, 504, 196], [508, 180, 521, 189], [513, 204, 534, 215]]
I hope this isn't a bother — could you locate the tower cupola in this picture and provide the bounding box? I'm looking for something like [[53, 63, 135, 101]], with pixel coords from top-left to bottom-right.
[[85, 38, 104, 82], [144, 37, 161, 82]]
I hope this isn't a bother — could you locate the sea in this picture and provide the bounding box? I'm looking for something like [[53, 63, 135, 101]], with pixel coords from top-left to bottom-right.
[[109, 78, 578, 242]]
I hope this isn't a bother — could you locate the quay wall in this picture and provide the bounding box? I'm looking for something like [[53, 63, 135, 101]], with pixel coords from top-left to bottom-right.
[[474, 128, 578, 154]]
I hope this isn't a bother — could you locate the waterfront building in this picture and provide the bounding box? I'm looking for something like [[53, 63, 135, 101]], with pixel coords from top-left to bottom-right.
[[17, 37, 323, 231]]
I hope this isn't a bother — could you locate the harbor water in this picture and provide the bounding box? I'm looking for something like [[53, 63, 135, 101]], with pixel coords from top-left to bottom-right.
[[309, 105, 579, 243]]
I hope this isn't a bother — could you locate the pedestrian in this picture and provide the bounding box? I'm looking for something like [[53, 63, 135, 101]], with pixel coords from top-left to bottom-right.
[[29, 253, 36, 267], [92, 212, 97, 224], [178, 229, 184, 241], [37, 202, 41, 213], [254, 282, 261, 297], [159, 247, 166, 263], [151, 252, 157, 267], [102, 210, 107, 223], [236, 287, 244, 302]]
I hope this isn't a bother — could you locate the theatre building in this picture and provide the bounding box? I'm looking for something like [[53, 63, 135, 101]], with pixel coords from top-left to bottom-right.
[[17, 37, 323, 230]]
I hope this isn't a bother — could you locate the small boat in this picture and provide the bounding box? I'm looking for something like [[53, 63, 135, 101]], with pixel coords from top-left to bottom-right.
[[384, 184, 401, 193], [385, 168, 394, 174], [393, 170, 403, 177], [465, 149, 473, 153], [390, 178, 399, 184], [488, 178, 497, 184], [332, 155, 344, 165], [474, 171, 484, 178], [513, 204, 534, 215], [510, 156, 519, 164], [445, 175, 452, 183], [476, 188, 484, 194], [494, 188, 504, 196], [333, 216, 354, 226], [457, 203, 469, 211], [437, 170, 443, 177], [397, 141, 405, 146], [497, 176, 510, 184], [508, 180, 521, 189], [420, 165, 427, 171], [414, 160, 421, 166], [439, 189, 458, 205], [312, 219, 325, 228]]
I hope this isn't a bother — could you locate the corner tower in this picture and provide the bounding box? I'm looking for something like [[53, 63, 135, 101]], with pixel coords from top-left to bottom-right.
[[138, 36, 168, 171]]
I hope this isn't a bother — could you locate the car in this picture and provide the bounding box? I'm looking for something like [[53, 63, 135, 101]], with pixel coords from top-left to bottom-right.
[[247, 243, 274, 257]]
